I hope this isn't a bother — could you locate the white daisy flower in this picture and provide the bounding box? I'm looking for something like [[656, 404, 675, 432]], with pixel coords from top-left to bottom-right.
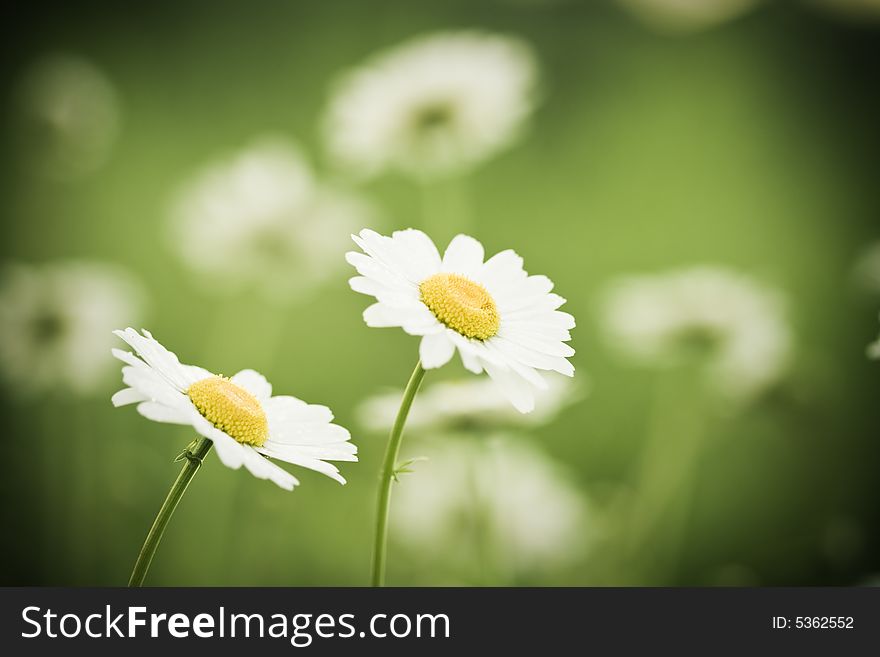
[[616, 0, 761, 34], [600, 266, 791, 401], [0, 261, 143, 396], [392, 435, 592, 576], [169, 137, 375, 302], [324, 31, 538, 179], [111, 328, 357, 491], [347, 229, 576, 413], [15, 53, 120, 180], [357, 373, 583, 433]]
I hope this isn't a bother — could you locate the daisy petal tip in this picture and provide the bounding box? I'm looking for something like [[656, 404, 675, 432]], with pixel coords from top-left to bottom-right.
[[110, 388, 137, 407]]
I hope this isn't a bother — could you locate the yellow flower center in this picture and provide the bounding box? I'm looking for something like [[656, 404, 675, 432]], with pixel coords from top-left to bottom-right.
[[186, 376, 269, 447], [419, 272, 500, 340]]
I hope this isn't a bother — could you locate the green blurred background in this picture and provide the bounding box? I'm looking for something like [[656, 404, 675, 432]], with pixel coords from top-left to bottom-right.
[[1, 0, 879, 586]]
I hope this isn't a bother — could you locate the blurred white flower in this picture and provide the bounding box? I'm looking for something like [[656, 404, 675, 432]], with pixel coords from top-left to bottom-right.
[[15, 54, 120, 180], [852, 241, 880, 295], [357, 373, 583, 433], [600, 266, 791, 401], [868, 316, 880, 360], [616, 0, 761, 33], [0, 261, 144, 396], [324, 31, 538, 179], [112, 328, 357, 491], [392, 435, 591, 575], [347, 229, 576, 413], [169, 137, 376, 302]]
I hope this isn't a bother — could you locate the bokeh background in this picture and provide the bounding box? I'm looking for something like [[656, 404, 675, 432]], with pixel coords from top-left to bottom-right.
[[1, 0, 879, 586]]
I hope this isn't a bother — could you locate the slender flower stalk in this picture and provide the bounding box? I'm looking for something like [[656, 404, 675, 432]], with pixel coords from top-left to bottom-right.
[[128, 437, 213, 587], [371, 361, 426, 587]]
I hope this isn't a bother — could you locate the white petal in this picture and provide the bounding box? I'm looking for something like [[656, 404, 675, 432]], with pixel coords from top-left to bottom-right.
[[264, 439, 357, 462], [457, 347, 484, 374], [257, 443, 348, 484], [501, 323, 572, 343], [497, 327, 575, 358], [136, 401, 193, 425], [230, 369, 272, 399], [392, 228, 442, 278], [113, 328, 195, 391], [190, 415, 300, 491], [350, 276, 419, 308], [483, 362, 536, 413], [271, 421, 352, 446], [447, 332, 507, 367], [491, 337, 575, 376], [495, 275, 555, 312], [505, 310, 576, 331], [111, 348, 147, 369], [442, 234, 485, 277], [122, 366, 191, 410], [478, 249, 524, 292], [363, 302, 443, 335], [346, 251, 413, 291], [419, 332, 455, 369], [484, 341, 549, 389], [264, 395, 333, 423], [240, 446, 299, 491], [184, 366, 214, 382], [353, 229, 434, 284], [111, 387, 147, 407]]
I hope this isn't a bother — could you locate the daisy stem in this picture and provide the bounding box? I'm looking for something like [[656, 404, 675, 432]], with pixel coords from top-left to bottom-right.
[[371, 359, 426, 587], [128, 436, 213, 587]]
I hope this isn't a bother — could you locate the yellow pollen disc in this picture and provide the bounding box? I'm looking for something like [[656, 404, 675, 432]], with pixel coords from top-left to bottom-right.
[[419, 272, 500, 340], [187, 376, 269, 447]]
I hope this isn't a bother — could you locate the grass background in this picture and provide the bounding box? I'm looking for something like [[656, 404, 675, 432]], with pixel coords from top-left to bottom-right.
[[0, 0, 878, 585]]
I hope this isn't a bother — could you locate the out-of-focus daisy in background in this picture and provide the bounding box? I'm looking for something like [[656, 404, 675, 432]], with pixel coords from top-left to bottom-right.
[[391, 435, 593, 583], [867, 318, 880, 359], [324, 31, 537, 181], [0, 261, 144, 397], [599, 266, 794, 582], [168, 137, 376, 303], [615, 0, 762, 33], [357, 373, 584, 433], [600, 266, 791, 404], [112, 328, 357, 491], [14, 54, 120, 181], [348, 228, 575, 413], [851, 240, 880, 296]]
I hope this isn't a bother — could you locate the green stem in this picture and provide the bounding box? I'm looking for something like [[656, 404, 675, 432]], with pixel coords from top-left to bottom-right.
[[371, 360, 427, 587], [128, 437, 213, 587]]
